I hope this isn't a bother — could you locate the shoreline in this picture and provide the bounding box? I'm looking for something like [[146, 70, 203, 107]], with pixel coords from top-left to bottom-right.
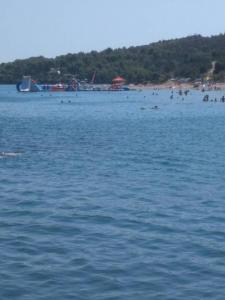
[[129, 82, 225, 91]]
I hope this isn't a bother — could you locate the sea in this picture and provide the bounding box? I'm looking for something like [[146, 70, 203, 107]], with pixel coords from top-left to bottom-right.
[[1, 85, 225, 300]]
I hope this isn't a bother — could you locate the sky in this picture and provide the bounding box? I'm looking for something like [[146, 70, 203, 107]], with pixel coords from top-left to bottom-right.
[[1, 0, 225, 63]]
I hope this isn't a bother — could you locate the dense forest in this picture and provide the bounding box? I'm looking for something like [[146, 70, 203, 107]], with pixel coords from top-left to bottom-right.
[[1, 34, 225, 84]]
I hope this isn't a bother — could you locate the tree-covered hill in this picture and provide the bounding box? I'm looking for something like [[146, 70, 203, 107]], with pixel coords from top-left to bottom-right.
[[1, 34, 225, 84]]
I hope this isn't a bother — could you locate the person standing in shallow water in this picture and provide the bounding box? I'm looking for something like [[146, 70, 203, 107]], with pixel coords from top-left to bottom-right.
[[203, 95, 209, 102]]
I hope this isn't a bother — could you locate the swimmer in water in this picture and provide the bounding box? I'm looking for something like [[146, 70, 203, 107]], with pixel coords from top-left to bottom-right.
[[0, 152, 22, 157]]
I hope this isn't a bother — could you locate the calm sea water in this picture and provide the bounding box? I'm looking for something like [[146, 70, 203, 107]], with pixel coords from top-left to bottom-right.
[[1, 85, 225, 299]]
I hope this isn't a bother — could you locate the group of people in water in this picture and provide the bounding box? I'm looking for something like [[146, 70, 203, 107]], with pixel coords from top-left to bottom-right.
[[168, 88, 225, 103], [58, 88, 225, 106], [203, 94, 225, 102], [169, 89, 190, 100]]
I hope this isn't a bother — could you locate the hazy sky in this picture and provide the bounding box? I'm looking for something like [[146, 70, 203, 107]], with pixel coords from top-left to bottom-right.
[[1, 0, 225, 62]]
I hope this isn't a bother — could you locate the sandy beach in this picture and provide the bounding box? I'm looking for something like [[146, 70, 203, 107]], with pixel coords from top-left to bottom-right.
[[129, 81, 225, 91]]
